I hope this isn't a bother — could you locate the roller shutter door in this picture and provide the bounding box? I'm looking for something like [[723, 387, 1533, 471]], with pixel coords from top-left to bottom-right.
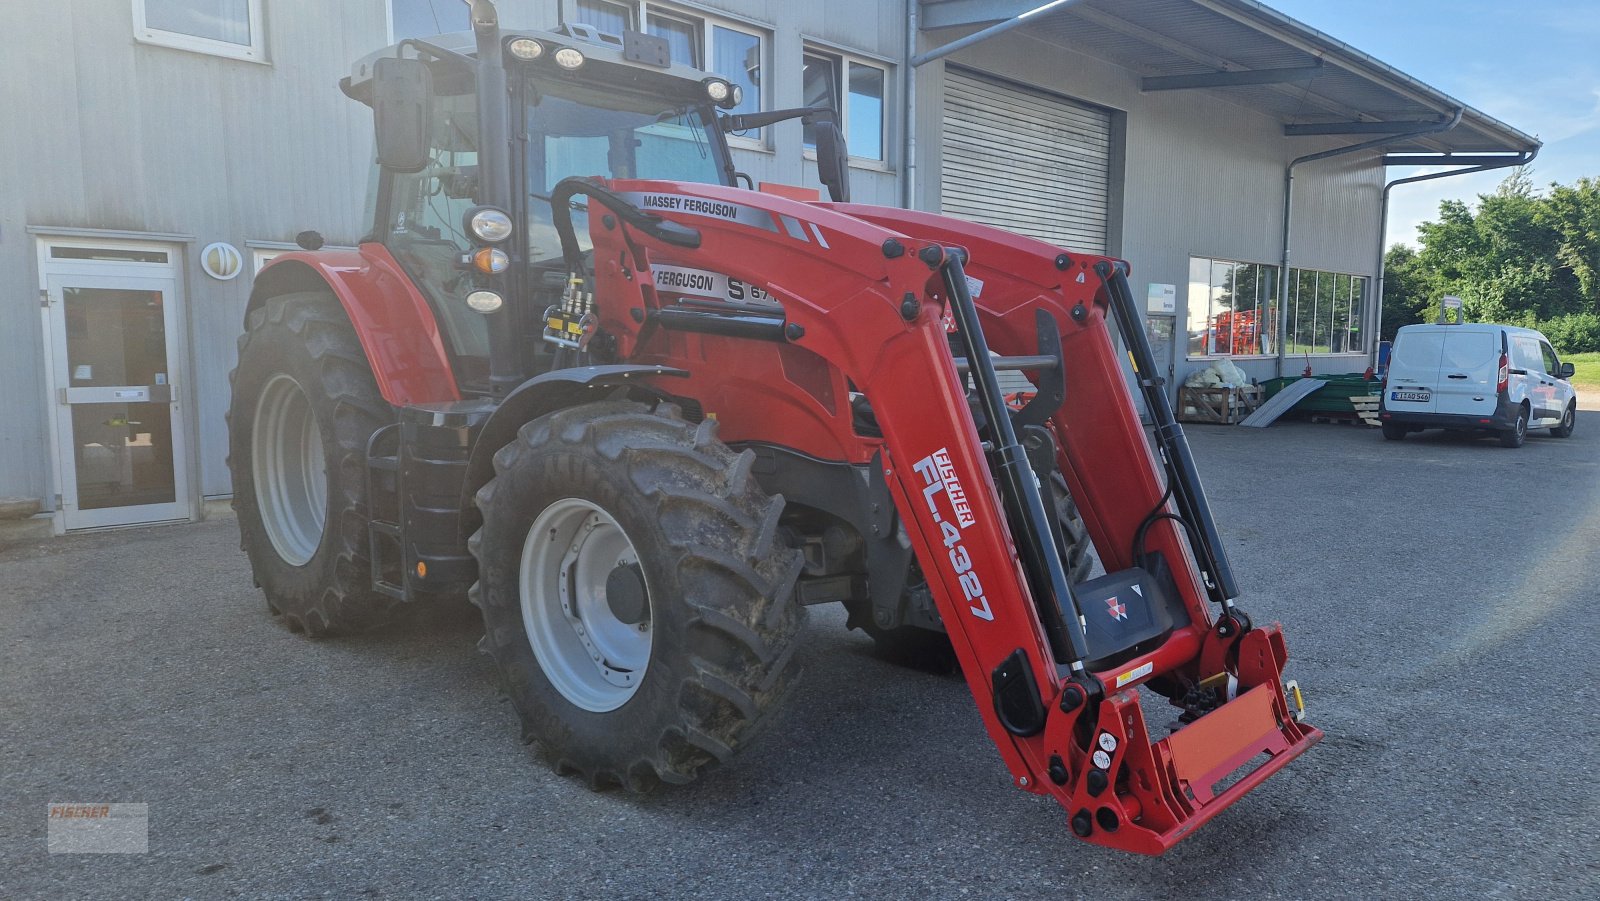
[[941, 69, 1112, 254]]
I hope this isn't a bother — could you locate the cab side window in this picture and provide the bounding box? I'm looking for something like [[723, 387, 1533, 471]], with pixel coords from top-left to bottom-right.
[[1511, 335, 1540, 372], [1540, 342, 1560, 375]]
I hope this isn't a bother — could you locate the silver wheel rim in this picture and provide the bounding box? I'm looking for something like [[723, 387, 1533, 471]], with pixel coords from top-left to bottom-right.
[[520, 498, 652, 712], [252, 374, 327, 566]]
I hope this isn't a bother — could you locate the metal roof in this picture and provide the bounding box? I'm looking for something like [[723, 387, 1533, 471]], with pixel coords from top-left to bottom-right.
[[921, 0, 1540, 156]]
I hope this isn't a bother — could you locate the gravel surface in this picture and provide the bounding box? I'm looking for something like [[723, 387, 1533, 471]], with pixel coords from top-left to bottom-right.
[[3, 415, 1597, 899]]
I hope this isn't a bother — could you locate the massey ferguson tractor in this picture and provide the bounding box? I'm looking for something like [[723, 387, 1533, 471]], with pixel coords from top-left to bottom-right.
[[231, 1, 1321, 854]]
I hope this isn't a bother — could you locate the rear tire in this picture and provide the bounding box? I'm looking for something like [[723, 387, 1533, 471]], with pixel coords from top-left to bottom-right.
[[228, 292, 396, 635], [1551, 402, 1576, 438], [1381, 421, 1407, 441], [859, 471, 1093, 672], [1498, 404, 1529, 448], [470, 401, 803, 791]]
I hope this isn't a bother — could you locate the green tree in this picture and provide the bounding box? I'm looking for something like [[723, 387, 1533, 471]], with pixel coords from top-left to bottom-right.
[[1409, 169, 1592, 329], [1380, 244, 1434, 339], [1541, 177, 1600, 313]]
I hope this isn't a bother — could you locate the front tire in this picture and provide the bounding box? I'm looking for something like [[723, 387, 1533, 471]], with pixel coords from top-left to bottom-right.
[[1499, 404, 1530, 448], [471, 401, 803, 791], [1551, 402, 1576, 438], [228, 292, 395, 635]]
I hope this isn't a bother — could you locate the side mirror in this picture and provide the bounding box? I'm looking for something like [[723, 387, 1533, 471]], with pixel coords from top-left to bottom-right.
[[1560, 361, 1576, 379], [812, 114, 850, 203], [372, 57, 433, 173]]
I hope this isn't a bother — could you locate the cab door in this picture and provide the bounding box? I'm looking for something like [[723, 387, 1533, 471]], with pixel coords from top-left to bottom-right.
[[1537, 340, 1572, 424]]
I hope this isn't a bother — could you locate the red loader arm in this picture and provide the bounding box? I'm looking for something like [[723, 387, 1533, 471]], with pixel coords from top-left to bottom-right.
[[567, 178, 1320, 854]]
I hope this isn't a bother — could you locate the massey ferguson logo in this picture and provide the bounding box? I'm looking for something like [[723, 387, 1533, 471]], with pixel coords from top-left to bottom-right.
[[1105, 596, 1128, 621]]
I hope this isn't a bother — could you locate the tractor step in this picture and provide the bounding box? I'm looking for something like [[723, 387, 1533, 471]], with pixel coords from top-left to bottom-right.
[[364, 402, 495, 601]]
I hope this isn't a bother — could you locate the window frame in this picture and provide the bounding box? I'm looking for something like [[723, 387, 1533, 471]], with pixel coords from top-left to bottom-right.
[[1186, 255, 1369, 360], [570, 1, 770, 150], [1184, 256, 1279, 360], [800, 44, 892, 169], [132, 0, 266, 63]]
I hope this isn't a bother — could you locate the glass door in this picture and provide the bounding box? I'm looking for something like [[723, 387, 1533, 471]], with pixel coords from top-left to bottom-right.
[[46, 273, 190, 529]]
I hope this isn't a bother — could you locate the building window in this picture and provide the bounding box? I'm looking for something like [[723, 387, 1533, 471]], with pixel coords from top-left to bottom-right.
[[575, 0, 633, 35], [572, 3, 764, 137], [802, 49, 887, 162], [1285, 268, 1366, 355], [133, 0, 265, 62], [390, 0, 471, 42], [1186, 257, 1366, 358]]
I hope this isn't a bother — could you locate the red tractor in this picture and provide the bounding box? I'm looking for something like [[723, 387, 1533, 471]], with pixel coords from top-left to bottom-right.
[[232, 1, 1320, 855]]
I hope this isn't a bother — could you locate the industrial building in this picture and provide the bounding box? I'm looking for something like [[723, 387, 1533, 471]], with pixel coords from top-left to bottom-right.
[[0, 0, 1538, 531]]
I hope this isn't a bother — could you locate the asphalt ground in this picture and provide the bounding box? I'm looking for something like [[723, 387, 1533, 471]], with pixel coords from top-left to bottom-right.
[[3, 414, 1598, 899]]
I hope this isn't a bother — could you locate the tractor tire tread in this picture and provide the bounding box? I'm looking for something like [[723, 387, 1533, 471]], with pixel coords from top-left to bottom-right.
[[227, 291, 396, 636], [470, 401, 803, 791]]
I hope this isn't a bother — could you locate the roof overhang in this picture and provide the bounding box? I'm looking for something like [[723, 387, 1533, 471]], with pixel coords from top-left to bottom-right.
[[920, 0, 1539, 158]]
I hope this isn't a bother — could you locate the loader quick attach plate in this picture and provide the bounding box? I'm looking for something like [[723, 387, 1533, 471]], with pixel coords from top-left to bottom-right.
[[1068, 625, 1324, 855]]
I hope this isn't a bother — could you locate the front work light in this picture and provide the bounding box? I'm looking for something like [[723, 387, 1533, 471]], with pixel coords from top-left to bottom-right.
[[466, 291, 504, 313], [507, 38, 544, 60], [704, 78, 741, 109], [553, 47, 585, 70], [472, 247, 510, 274], [465, 206, 513, 243]]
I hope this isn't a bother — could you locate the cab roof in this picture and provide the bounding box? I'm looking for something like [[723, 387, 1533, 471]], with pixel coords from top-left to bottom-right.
[[341, 25, 725, 106]]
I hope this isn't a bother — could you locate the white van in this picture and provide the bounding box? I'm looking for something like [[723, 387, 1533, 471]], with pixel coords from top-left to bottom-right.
[[1379, 323, 1577, 447]]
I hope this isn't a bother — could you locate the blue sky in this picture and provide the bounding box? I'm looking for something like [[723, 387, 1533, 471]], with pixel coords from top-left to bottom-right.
[[1267, 0, 1600, 248]]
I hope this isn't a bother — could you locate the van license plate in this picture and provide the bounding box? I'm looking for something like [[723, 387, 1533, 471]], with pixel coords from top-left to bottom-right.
[[1391, 390, 1431, 402]]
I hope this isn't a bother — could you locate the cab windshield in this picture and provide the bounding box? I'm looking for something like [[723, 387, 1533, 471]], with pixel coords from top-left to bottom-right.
[[379, 73, 728, 388], [524, 80, 726, 265]]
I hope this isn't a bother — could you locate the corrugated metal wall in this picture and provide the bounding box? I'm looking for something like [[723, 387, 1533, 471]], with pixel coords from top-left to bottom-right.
[[941, 68, 1112, 253], [0, 1, 1388, 512], [926, 26, 1384, 387], [0, 0, 904, 509]]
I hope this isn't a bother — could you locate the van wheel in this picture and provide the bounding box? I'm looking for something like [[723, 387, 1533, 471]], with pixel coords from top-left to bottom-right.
[[1381, 422, 1407, 441], [1498, 404, 1529, 448], [1551, 402, 1576, 438]]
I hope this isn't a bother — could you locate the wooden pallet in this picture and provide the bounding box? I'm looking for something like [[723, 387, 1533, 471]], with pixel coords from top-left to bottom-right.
[[1308, 395, 1381, 427], [1178, 385, 1264, 425], [1351, 394, 1381, 427]]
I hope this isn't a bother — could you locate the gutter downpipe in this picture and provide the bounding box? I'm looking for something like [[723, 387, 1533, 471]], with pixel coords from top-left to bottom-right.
[[903, 0, 917, 208], [1369, 147, 1538, 366], [904, 1, 1089, 208], [1274, 107, 1463, 378]]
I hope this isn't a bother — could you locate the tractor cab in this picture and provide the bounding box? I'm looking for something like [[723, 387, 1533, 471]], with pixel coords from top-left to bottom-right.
[[339, 12, 845, 396]]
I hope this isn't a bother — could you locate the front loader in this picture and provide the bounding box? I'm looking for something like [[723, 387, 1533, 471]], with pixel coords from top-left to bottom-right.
[[230, 1, 1320, 855]]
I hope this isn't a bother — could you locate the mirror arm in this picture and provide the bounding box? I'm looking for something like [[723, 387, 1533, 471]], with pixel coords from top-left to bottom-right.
[[721, 106, 837, 133], [397, 38, 475, 70]]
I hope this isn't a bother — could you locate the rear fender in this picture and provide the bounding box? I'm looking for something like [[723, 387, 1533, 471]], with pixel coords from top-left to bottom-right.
[[247, 244, 459, 406], [457, 365, 688, 528]]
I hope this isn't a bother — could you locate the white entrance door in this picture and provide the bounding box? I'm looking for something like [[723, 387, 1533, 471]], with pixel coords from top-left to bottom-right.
[[44, 271, 191, 529]]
